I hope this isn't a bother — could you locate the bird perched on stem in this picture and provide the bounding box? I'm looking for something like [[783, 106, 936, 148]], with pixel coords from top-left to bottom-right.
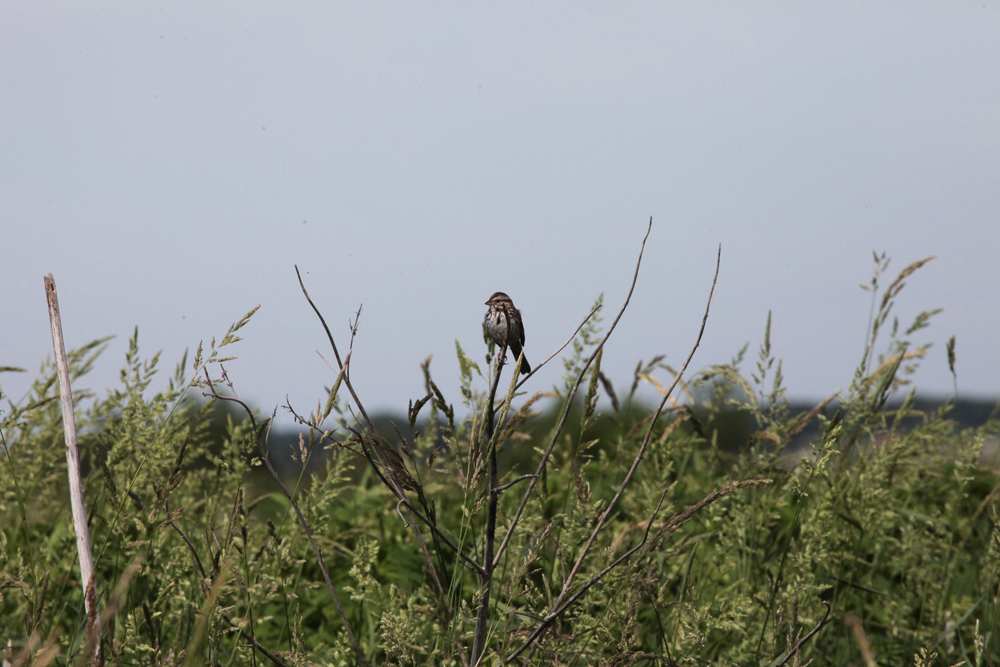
[[484, 292, 531, 375]]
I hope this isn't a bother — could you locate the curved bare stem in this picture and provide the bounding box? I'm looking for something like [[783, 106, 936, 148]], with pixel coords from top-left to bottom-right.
[[548, 244, 721, 613], [492, 219, 653, 568], [294, 266, 448, 610], [504, 490, 670, 663], [508, 478, 770, 663], [514, 302, 603, 391]]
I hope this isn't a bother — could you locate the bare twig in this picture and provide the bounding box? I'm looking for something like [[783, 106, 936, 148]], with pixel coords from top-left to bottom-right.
[[553, 244, 720, 601], [306, 422, 477, 579], [514, 302, 603, 390], [296, 266, 345, 369], [44, 274, 101, 659], [294, 266, 451, 617], [497, 475, 537, 494], [296, 268, 398, 480], [651, 479, 772, 544], [493, 219, 654, 568], [505, 490, 671, 663], [507, 478, 769, 662], [786, 391, 840, 441], [393, 499, 485, 575], [514, 243, 721, 662], [283, 393, 484, 575], [295, 266, 384, 439], [168, 512, 208, 584]]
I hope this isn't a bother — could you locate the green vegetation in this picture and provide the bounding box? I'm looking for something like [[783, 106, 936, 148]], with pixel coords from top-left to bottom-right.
[[1, 251, 998, 666]]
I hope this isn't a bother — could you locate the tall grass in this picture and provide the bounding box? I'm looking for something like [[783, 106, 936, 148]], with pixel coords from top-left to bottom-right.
[[1, 251, 997, 666]]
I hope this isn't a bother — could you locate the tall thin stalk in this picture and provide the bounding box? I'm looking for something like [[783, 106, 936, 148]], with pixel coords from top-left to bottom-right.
[[44, 274, 101, 659]]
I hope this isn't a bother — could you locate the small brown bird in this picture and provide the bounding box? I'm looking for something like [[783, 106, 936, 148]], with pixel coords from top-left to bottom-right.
[[484, 292, 531, 375]]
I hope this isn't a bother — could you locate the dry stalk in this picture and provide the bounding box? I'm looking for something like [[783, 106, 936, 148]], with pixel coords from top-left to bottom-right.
[[512, 241, 723, 662], [44, 274, 101, 661], [493, 219, 655, 569]]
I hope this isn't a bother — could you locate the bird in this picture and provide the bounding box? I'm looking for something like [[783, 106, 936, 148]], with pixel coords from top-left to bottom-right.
[[484, 292, 531, 375]]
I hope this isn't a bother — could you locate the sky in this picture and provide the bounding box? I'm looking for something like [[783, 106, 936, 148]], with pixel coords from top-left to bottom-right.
[[2, 2, 998, 423]]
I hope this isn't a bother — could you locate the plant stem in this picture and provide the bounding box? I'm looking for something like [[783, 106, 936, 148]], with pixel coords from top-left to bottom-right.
[[44, 274, 101, 659], [470, 343, 507, 665]]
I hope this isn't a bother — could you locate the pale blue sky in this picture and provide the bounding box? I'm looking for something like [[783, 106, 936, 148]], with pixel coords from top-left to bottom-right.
[[2, 2, 998, 419]]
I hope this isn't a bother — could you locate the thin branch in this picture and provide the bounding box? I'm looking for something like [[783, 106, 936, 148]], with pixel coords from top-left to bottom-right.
[[493, 219, 654, 568], [651, 479, 772, 544], [397, 499, 486, 576], [514, 302, 603, 390], [515, 243, 720, 663], [295, 265, 343, 369], [294, 267, 452, 611], [349, 304, 363, 354], [201, 367, 255, 418], [284, 391, 484, 576], [412, 509, 449, 606], [552, 244, 720, 605], [295, 267, 400, 485], [505, 491, 670, 663], [785, 391, 840, 441], [169, 512, 208, 582], [295, 266, 381, 438], [497, 475, 537, 494], [508, 478, 769, 662]]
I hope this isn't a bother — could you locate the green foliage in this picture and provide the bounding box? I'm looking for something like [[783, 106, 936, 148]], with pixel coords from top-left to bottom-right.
[[1, 259, 998, 667]]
